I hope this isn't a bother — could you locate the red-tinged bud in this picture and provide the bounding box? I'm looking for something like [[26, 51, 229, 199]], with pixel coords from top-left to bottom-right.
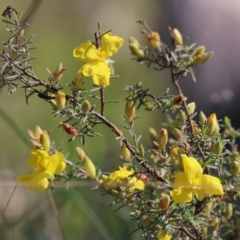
[[192, 52, 214, 65], [159, 192, 170, 210], [158, 128, 168, 150], [76, 147, 86, 161], [171, 94, 187, 106], [187, 102, 196, 115], [172, 128, 183, 141], [193, 45, 205, 57], [199, 111, 207, 123], [121, 144, 131, 161], [125, 101, 135, 123], [40, 131, 51, 152], [81, 100, 91, 113], [55, 91, 66, 109], [139, 173, 149, 182], [225, 203, 233, 220], [206, 113, 219, 136], [83, 156, 96, 179], [60, 122, 78, 136], [146, 32, 160, 49], [172, 28, 183, 46]]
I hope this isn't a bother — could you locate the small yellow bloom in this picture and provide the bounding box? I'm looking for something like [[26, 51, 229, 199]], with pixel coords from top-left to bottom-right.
[[157, 230, 172, 240], [73, 32, 123, 86], [170, 154, 223, 203], [17, 150, 66, 191]]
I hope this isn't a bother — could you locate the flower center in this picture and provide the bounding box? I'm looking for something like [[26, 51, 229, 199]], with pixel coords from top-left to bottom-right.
[[98, 51, 106, 60]]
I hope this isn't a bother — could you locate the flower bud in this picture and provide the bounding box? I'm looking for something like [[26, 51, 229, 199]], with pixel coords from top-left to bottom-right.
[[40, 131, 51, 152], [187, 102, 196, 115], [157, 230, 172, 240], [146, 32, 160, 49], [171, 94, 187, 106], [159, 192, 170, 210], [212, 141, 223, 156], [83, 156, 96, 179], [158, 128, 168, 150], [81, 100, 91, 113], [121, 144, 131, 161], [76, 147, 86, 161], [202, 227, 208, 238], [60, 122, 78, 136], [138, 144, 145, 157], [231, 161, 240, 176], [47, 62, 66, 82], [212, 217, 219, 231], [206, 113, 219, 136], [192, 52, 214, 65], [231, 151, 240, 162], [224, 116, 231, 128], [171, 147, 180, 166], [149, 127, 158, 143], [129, 43, 145, 58], [172, 128, 183, 141], [178, 110, 187, 123], [55, 91, 66, 109], [225, 203, 233, 220], [125, 101, 135, 122], [172, 28, 183, 46], [129, 36, 140, 45], [192, 45, 205, 57], [199, 111, 207, 123], [73, 71, 84, 90]]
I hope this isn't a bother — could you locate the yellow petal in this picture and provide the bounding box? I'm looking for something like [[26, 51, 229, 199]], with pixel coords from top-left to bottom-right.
[[73, 41, 101, 62], [170, 187, 193, 203], [17, 171, 49, 191], [101, 32, 124, 58], [134, 179, 145, 190], [199, 174, 224, 195], [173, 172, 191, 188], [182, 154, 203, 182], [28, 150, 49, 170], [157, 230, 172, 240], [47, 152, 66, 174]]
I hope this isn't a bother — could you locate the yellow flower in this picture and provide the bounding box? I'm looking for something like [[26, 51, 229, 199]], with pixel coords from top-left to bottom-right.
[[170, 154, 223, 203], [73, 32, 123, 86], [157, 230, 172, 240], [108, 166, 144, 191], [17, 150, 66, 191]]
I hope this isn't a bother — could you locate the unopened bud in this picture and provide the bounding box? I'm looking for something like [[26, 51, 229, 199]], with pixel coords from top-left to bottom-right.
[[178, 110, 187, 123], [138, 144, 145, 157], [159, 192, 170, 210], [224, 116, 231, 127], [231, 151, 240, 162], [76, 147, 86, 161], [212, 141, 223, 156], [172, 28, 183, 46], [187, 102, 196, 115], [146, 32, 160, 49], [81, 100, 91, 113], [129, 43, 145, 58], [171, 147, 180, 166], [149, 127, 158, 143], [60, 122, 78, 136], [125, 101, 135, 122], [47, 62, 66, 82], [212, 217, 219, 231], [225, 203, 233, 220], [202, 227, 208, 238], [206, 113, 219, 136], [74, 71, 84, 90], [158, 128, 168, 150], [129, 36, 140, 45], [172, 128, 183, 141], [199, 111, 207, 123], [171, 94, 187, 106], [193, 46, 205, 57], [231, 161, 240, 175], [55, 91, 66, 109], [121, 144, 131, 161], [83, 156, 96, 179], [40, 131, 51, 152], [192, 52, 214, 65]]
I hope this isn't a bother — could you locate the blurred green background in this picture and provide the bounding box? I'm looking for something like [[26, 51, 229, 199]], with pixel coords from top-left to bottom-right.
[[0, 1, 168, 239]]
